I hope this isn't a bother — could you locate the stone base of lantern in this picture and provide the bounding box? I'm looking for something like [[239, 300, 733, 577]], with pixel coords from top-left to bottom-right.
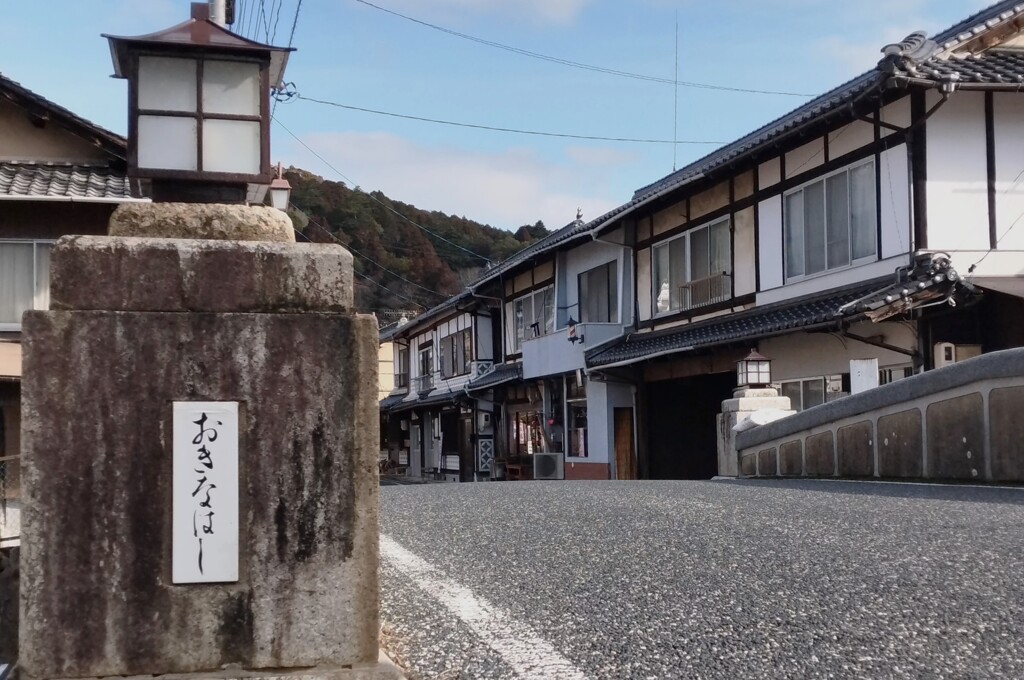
[[716, 388, 794, 477]]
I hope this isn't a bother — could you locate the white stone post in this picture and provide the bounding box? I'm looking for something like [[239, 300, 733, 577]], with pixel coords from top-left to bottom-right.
[[717, 387, 794, 477]]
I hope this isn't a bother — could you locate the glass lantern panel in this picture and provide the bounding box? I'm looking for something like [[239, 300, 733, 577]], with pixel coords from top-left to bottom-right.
[[754, 364, 772, 384], [737, 364, 747, 385], [137, 115, 198, 170], [203, 60, 260, 116], [138, 57, 197, 112], [202, 119, 261, 174]]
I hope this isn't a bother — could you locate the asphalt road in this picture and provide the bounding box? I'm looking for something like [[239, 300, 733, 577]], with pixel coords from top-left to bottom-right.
[[379, 480, 1024, 679]]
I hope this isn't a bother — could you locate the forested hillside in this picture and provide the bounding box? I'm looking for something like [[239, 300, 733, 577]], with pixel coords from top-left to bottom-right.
[[285, 168, 549, 320]]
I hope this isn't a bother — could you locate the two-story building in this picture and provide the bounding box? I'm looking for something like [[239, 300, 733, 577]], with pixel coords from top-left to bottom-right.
[[585, 1, 1024, 478], [1, 73, 146, 546], [380, 0, 1024, 483]]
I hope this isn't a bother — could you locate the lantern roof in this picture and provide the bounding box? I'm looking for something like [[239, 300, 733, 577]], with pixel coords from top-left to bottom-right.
[[742, 349, 769, 362], [103, 3, 294, 88]]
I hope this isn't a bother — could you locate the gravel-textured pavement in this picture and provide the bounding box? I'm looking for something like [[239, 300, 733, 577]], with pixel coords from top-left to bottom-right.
[[379, 479, 1024, 679]]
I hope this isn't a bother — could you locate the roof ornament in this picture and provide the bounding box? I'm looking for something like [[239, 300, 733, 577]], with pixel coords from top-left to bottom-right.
[[878, 31, 941, 75], [576, 207, 584, 223]]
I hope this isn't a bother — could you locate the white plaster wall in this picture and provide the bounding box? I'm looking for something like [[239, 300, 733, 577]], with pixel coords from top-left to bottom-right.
[[759, 320, 916, 381], [880, 143, 912, 258], [0, 100, 111, 164], [829, 120, 875, 159], [758, 195, 783, 291], [582, 380, 634, 465], [637, 247, 652, 322], [993, 93, 1024, 251], [759, 157, 781, 190], [880, 97, 912, 136], [786, 138, 825, 178], [475, 313, 494, 362], [0, 501, 21, 546], [757, 254, 911, 306], [734, 206, 757, 296], [926, 92, 990, 251]]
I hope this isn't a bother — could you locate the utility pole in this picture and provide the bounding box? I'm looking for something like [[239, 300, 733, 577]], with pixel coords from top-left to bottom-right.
[[209, 0, 227, 27]]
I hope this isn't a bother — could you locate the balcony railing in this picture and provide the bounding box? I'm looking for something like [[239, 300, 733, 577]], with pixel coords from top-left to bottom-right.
[[416, 373, 434, 392], [679, 272, 732, 312]]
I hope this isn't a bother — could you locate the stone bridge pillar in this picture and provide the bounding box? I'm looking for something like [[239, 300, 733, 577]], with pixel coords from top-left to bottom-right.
[[717, 387, 794, 477], [19, 205, 397, 679]]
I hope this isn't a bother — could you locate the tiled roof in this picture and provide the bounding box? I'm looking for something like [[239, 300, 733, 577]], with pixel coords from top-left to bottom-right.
[[466, 362, 523, 391], [380, 393, 407, 410], [0, 162, 135, 201], [586, 282, 888, 368], [629, 0, 1024, 203], [0, 73, 126, 159], [914, 49, 1024, 85]]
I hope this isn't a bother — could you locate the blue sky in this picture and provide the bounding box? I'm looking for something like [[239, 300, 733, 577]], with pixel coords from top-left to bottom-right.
[[1, 0, 993, 231]]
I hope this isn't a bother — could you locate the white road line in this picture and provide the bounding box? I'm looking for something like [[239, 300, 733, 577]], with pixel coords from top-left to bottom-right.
[[380, 534, 590, 680]]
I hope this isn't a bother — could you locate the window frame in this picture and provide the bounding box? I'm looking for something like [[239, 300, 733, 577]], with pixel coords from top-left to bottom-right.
[[440, 328, 473, 380], [395, 346, 410, 388], [577, 260, 619, 324], [417, 346, 434, 391], [783, 157, 877, 283], [511, 285, 555, 352], [651, 216, 732, 317], [0, 239, 54, 331]]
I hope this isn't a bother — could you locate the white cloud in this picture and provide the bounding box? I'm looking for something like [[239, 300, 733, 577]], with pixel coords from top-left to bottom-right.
[[285, 131, 621, 230], [378, 0, 593, 25]]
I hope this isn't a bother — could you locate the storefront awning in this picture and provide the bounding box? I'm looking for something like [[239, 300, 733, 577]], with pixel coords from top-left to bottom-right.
[[466, 362, 523, 392]]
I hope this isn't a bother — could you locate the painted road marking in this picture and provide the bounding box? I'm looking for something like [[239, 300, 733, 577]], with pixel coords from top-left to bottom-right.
[[380, 534, 590, 680]]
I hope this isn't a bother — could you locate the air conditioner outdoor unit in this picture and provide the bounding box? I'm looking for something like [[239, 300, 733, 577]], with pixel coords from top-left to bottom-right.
[[934, 342, 982, 368], [533, 452, 564, 480]]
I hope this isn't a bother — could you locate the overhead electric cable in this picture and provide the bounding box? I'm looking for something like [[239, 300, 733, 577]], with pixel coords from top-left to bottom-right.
[[293, 218, 429, 310], [258, 0, 272, 42], [354, 0, 815, 98], [274, 116, 496, 264], [270, 0, 284, 43], [296, 210, 451, 300], [273, 0, 304, 116], [296, 95, 725, 145]]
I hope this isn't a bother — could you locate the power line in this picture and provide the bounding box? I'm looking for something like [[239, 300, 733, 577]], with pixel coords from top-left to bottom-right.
[[286, 0, 304, 48], [258, 0, 272, 42], [293, 219, 428, 310], [273, 116, 496, 264], [270, 0, 284, 43], [300, 212, 451, 300], [297, 94, 726, 145], [354, 0, 815, 98]]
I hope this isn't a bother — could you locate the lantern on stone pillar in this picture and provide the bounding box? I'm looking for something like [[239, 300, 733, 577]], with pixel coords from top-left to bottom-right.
[[103, 2, 294, 203], [736, 349, 772, 388], [269, 163, 292, 211]]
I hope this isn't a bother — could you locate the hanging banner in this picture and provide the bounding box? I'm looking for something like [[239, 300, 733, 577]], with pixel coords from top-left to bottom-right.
[[172, 401, 239, 584]]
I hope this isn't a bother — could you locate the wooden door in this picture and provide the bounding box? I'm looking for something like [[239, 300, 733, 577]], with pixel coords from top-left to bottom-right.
[[614, 407, 636, 480]]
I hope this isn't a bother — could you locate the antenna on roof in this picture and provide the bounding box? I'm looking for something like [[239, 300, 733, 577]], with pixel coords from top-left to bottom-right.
[[673, 12, 679, 172]]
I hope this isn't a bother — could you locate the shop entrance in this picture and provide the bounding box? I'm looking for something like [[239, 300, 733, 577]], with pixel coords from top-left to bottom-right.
[[646, 372, 735, 479]]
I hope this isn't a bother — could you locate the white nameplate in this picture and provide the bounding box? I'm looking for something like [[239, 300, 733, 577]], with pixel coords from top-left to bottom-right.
[[172, 401, 239, 584]]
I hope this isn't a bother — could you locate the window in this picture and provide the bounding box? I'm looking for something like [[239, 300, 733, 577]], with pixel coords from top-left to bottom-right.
[[512, 286, 554, 351], [440, 328, 472, 379], [136, 56, 262, 175], [1, 240, 52, 329], [395, 347, 410, 388], [785, 160, 875, 280], [879, 365, 914, 385], [653, 217, 731, 314], [780, 378, 825, 412], [417, 346, 434, 391], [578, 261, 618, 323]]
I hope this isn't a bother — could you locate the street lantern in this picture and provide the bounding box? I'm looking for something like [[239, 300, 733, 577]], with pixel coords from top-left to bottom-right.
[[269, 162, 292, 211], [103, 2, 294, 202], [566, 316, 584, 344], [736, 349, 772, 388]]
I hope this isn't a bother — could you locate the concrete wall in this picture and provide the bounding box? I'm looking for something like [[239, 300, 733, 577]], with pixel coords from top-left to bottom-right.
[[737, 348, 1024, 482]]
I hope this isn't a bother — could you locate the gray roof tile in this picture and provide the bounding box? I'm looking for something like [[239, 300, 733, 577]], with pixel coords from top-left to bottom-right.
[[0, 162, 135, 200]]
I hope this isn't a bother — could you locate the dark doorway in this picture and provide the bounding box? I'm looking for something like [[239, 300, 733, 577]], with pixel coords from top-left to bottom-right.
[[646, 372, 735, 479]]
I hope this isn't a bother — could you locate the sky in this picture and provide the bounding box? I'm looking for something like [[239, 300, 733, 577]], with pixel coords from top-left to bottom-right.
[[0, 0, 996, 232]]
